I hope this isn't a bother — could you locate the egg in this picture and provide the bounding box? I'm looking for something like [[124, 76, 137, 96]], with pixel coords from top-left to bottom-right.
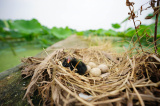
[[88, 62, 96, 68], [90, 68, 101, 77], [86, 65, 91, 72], [98, 64, 108, 73]]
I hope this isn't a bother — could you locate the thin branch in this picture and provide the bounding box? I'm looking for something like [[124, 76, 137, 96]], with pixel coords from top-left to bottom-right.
[[132, 18, 144, 52], [128, 6, 144, 52], [154, 0, 159, 53]]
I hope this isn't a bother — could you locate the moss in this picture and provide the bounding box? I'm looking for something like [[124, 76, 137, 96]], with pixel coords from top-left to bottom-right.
[[0, 71, 29, 105]]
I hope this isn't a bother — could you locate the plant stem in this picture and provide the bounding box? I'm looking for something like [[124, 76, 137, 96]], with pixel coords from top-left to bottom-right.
[[8, 43, 17, 56], [154, 0, 159, 53], [128, 6, 143, 52], [1, 37, 17, 56], [132, 18, 143, 52]]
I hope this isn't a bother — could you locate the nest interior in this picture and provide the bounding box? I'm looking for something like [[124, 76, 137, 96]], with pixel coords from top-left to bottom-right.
[[21, 46, 160, 106]]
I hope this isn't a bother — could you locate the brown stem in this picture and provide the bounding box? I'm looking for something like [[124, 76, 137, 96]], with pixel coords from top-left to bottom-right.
[[132, 18, 143, 52], [154, 0, 159, 53], [128, 6, 143, 52]]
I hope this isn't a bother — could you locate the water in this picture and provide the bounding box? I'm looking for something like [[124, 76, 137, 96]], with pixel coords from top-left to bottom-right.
[[0, 43, 43, 73]]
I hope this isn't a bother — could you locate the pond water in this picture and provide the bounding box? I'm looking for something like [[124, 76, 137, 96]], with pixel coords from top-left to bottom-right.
[[0, 43, 43, 73]]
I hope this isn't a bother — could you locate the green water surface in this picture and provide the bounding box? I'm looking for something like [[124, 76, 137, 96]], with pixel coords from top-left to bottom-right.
[[0, 44, 42, 73]]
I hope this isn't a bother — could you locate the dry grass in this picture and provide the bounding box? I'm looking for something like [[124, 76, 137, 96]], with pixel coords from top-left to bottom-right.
[[21, 44, 160, 106]]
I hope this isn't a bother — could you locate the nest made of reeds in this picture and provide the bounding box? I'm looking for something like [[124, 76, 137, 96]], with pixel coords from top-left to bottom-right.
[[21, 45, 160, 106]]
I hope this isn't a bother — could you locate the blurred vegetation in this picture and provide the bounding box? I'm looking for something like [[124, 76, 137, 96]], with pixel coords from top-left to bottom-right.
[[0, 19, 76, 49], [76, 14, 160, 54], [76, 21, 160, 38], [0, 14, 160, 49], [0, 14, 160, 52]]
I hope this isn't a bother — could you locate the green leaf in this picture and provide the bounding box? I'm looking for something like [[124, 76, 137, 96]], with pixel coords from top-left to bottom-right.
[[83, 30, 93, 36], [125, 28, 135, 37], [0, 20, 5, 28], [125, 25, 153, 37], [104, 29, 117, 36], [10, 30, 23, 38], [10, 19, 42, 35], [148, 22, 160, 35], [51, 27, 72, 39], [76, 31, 84, 36], [95, 29, 107, 35], [112, 23, 121, 29], [117, 32, 125, 37], [42, 26, 51, 35]]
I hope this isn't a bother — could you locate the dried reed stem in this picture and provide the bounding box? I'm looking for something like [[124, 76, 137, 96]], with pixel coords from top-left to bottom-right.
[[154, 0, 159, 53], [131, 93, 160, 101], [132, 18, 144, 52], [130, 81, 145, 106], [128, 6, 143, 52], [92, 96, 125, 105], [21, 46, 160, 105], [54, 78, 94, 106]]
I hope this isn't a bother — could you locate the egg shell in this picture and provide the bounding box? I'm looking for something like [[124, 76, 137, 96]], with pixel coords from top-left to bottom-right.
[[86, 65, 91, 72], [88, 62, 96, 68], [98, 64, 108, 73], [90, 68, 101, 77]]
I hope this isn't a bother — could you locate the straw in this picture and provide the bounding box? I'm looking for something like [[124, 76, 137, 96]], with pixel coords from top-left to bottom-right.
[[21, 45, 160, 105]]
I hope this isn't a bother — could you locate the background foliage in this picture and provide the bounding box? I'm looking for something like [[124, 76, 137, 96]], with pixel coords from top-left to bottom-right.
[[0, 14, 159, 50], [0, 19, 76, 48]]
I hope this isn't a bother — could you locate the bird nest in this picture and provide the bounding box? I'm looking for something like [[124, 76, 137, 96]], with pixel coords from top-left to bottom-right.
[[21, 45, 160, 106]]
